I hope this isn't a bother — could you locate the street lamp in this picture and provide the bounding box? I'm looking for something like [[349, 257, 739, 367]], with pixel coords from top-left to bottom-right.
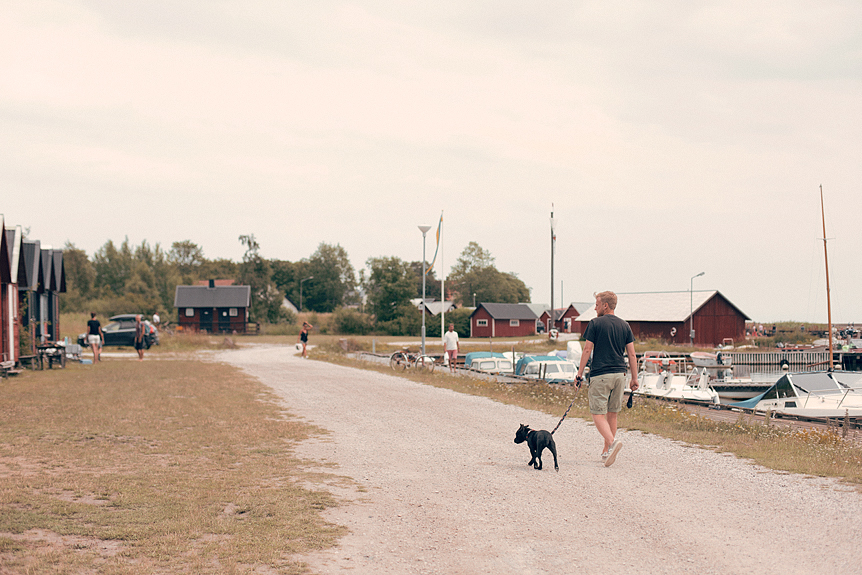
[[299, 276, 313, 312], [550, 205, 555, 333], [473, 293, 476, 308], [418, 225, 432, 356], [690, 272, 705, 346]]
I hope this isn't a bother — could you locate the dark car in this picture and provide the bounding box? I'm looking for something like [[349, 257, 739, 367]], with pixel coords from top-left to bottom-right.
[[78, 314, 159, 349]]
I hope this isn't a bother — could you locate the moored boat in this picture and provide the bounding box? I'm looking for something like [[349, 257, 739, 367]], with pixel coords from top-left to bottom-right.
[[730, 371, 862, 418], [631, 355, 720, 404]]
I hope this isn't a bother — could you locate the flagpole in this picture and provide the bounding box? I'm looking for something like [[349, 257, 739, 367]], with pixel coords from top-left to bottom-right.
[[440, 211, 445, 346]]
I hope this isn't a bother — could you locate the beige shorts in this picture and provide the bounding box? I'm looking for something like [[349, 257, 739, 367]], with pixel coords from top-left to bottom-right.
[[588, 373, 626, 414], [87, 334, 101, 346]]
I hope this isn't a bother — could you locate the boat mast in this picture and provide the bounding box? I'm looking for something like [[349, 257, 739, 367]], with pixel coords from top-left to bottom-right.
[[820, 185, 834, 370]]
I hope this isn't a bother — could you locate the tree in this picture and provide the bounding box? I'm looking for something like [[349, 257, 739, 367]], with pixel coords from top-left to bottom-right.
[[238, 234, 285, 323], [409, 261, 441, 300], [61, 241, 95, 312], [168, 240, 206, 280], [92, 238, 134, 297], [270, 259, 301, 307], [365, 256, 416, 323], [122, 261, 161, 314], [448, 242, 530, 306], [302, 243, 356, 313], [427, 306, 472, 338]]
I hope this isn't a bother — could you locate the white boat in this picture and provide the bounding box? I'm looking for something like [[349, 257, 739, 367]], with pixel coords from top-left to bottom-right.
[[464, 352, 514, 375], [631, 355, 720, 404], [690, 351, 731, 368], [516, 355, 577, 384], [708, 376, 775, 401], [730, 371, 862, 418]]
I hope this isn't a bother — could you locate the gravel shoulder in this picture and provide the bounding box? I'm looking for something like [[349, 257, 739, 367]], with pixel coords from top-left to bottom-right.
[[220, 345, 862, 575]]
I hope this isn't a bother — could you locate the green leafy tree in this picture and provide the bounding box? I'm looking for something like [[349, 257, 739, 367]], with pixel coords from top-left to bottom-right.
[[168, 240, 206, 283], [448, 241, 530, 306], [60, 241, 95, 312], [409, 261, 441, 300], [92, 238, 134, 297], [199, 258, 239, 283], [270, 259, 303, 309], [303, 243, 355, 313], [427, 306, 472, 338], [238, 234, 285, 323], [365, 256, 416, 323], [122, 261, 162, 314]]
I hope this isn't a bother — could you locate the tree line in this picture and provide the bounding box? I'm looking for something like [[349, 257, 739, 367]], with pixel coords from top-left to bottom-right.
[[62, 236, 531, 336]]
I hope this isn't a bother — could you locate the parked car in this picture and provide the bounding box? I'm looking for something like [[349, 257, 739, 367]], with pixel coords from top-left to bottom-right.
[[77, 315, 159, 349]]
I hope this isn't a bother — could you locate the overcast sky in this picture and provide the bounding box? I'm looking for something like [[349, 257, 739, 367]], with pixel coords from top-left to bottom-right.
[[2, 1, 861, 323]]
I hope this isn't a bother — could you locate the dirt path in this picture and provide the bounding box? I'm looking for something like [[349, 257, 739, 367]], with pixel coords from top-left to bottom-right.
[[221, 346, 862, 575]]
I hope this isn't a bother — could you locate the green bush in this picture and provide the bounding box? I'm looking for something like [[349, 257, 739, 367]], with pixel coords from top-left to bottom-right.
[[375, 305, 421, 336], [331, 307, 373, 335]]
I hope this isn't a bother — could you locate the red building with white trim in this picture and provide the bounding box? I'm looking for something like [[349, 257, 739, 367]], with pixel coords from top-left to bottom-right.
[[469, 303, 539, 338]]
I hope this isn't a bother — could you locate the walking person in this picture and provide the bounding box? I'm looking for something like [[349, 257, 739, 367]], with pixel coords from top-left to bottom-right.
[[86, 312, 104, 363], [576, 291, 639, 467], [134, 315, 146, 361], [443, 323, 460, 374], [298, 322, 312, 358]]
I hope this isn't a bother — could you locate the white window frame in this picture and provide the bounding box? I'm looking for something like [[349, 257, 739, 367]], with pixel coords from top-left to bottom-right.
[[477, 319, 488, 327], [229, 308, 238, 317], [185, 308, 195, 317], [509, 319, 520, 327]]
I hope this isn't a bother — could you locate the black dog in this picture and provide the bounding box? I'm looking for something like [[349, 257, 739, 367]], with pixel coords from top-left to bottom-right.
[[514, 424, 558, 471]]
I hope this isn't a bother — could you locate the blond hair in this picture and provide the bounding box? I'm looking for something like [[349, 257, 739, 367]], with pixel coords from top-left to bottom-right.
[[594, 291, 618, 310]]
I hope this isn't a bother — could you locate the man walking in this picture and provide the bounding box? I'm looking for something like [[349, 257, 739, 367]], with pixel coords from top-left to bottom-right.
[[443, 323, 460, 374], [576, 291, 638, 467]]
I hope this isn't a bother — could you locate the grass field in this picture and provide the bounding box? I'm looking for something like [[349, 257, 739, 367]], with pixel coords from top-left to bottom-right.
[[0, 359, 344, 574]]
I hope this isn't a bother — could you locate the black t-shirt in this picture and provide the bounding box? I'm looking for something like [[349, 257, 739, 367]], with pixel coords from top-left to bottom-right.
[[87, 319, 101, 335], [583, 314, 634, 377]]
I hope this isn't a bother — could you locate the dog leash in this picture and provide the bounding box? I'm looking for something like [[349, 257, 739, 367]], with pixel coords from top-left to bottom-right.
[[549, 379, 581, 435]]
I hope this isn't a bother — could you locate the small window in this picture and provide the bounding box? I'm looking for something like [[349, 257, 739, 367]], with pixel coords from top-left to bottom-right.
[[185, 308, 194, 317], [229, 308, 238, 317], [477, 319, 488, 327], [509, 319, 520, 327]]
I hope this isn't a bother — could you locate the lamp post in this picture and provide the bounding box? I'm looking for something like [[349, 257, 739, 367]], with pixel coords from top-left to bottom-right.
[[418, 225, 432, 356], [550, 205, 555, 333], [690, 272, 704, 346], [299, 276, 313, 312], [473, 293, 476, 308]]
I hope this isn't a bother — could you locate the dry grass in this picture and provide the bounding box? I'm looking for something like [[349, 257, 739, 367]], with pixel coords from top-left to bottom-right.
[[312, 343, 862, 486], [0, 360, 345, 574]]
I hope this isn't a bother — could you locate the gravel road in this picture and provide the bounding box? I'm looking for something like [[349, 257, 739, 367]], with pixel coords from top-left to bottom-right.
[[220, 345, 862, 575]]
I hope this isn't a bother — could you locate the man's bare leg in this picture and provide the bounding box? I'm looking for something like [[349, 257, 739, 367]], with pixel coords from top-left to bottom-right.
[[592, 413, 615, 454]]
